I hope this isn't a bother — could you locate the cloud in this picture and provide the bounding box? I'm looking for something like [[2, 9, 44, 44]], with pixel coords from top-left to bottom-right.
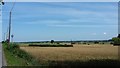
[[23, 17, 117, 26], [103, 32, 107, 35], [48, 24, 106, 28], [3, 2, 117, 21], [3, 2, 117, 27]]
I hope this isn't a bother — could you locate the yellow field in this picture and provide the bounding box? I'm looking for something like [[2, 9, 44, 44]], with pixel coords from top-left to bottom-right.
[[20, 44, 118, 62]]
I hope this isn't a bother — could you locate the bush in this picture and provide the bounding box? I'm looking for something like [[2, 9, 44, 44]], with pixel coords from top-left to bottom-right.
[[2, 41, 5, 43], [5, 43, 40, 65], [94, 41, 99, 44], [102, 43, 104, 44], [83, 42, 86, 44], [71, 42, 76, 44], [57, 42, 60, 44], [51, 40, 54, 44], [6, 43, 19, 50], [112, 37, 120, 45], [110, 42, 113, 44]]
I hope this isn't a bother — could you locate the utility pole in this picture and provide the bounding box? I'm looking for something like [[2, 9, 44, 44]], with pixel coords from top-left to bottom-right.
[[8, 1, 16, 47], [8, 11, 12, 47], [4, 33, 6, 41]]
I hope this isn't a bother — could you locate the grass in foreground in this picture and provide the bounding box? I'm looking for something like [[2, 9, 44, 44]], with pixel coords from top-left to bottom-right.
[[3, 43, 39, 66], [4, 48, 29, 66]]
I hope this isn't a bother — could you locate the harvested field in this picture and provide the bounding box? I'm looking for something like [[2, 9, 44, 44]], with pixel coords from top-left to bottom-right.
[[20, 44, 119, 63]]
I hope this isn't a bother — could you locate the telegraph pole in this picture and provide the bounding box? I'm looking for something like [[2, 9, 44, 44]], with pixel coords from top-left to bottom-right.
[[8, 11, 12, 47], [8, 1, 16, 47], [4, 33, 5, 41]]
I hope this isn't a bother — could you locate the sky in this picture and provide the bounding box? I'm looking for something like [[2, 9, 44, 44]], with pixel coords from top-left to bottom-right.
[[2, 2, 118, 42], [3, 0, 120, 2]]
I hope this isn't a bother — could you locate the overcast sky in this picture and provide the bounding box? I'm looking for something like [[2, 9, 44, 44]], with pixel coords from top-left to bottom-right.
[[2, 2, 118, 42]]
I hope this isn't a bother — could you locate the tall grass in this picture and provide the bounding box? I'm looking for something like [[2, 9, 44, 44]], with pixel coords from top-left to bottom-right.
[[3, 43, 40, 66]]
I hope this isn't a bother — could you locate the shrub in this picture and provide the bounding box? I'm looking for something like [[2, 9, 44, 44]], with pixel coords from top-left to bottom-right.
[[94, 41, 99, 44], [71, 42, 76, 44], [83, 42, 86, 44], [6, 43, 19, 50], [5, 43, 40, 65], [51, 40, 54, 44], [102, 43, 104, 44], [112, 37, 120, 45], [110, 42, 113, 44], [2, 41, 5, 43], [57, 42, 60, 44]]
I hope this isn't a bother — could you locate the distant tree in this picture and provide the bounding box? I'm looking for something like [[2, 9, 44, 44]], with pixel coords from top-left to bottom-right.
[[110, 42, 113, 44], [108, 39, 112, 42], [83, 42, 86, 44], [51, 40, 54, 44], [94, 41, 99, 44], [118, 34, 120, 38], [112, 37, 120, 45], [2, 41, 5, 43], [57, 42, 60, 44], [71, 42, 75, 44]]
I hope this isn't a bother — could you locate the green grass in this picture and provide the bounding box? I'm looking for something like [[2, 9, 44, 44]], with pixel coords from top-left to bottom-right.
[[2, 43, 39, 66], [3, 43, 30, 66], [4, 48, 31, 66]]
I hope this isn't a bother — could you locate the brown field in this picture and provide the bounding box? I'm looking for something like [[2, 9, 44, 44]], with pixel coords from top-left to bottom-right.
[[20, 44, 119, 63]]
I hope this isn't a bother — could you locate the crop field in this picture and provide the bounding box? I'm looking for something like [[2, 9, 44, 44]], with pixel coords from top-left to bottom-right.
[[20, 44, 119, 65]]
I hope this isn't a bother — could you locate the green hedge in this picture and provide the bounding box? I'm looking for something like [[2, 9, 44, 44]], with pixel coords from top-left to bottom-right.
[[29, 44, 73, 47]]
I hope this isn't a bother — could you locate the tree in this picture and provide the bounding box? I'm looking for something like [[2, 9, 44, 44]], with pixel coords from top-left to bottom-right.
[[51, 40, 54, 44], [2, 41, 5, 43], [112, 37, 120, 45], [94, 41, 99, 44], [118, 34, 120, 38]]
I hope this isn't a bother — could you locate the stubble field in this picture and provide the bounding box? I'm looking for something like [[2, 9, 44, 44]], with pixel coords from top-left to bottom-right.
[[20, 44, 119, 64]]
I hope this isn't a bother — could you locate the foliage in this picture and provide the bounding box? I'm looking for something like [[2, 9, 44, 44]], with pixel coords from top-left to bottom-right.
[[83, 42, 86, 44], [112, 37, 120, 45], [50, 40, 54, 44], [29, 44, 73, 47], [94, 41, 99, 44], [3, 43, 40, 66], [2, 41, 5, 43]]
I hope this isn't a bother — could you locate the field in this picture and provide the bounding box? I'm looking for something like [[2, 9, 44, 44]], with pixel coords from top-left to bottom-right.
[[20, 44, 119, 65]]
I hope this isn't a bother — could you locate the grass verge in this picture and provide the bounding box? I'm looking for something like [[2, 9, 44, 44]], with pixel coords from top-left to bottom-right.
[[2, 43, 40, 66]]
